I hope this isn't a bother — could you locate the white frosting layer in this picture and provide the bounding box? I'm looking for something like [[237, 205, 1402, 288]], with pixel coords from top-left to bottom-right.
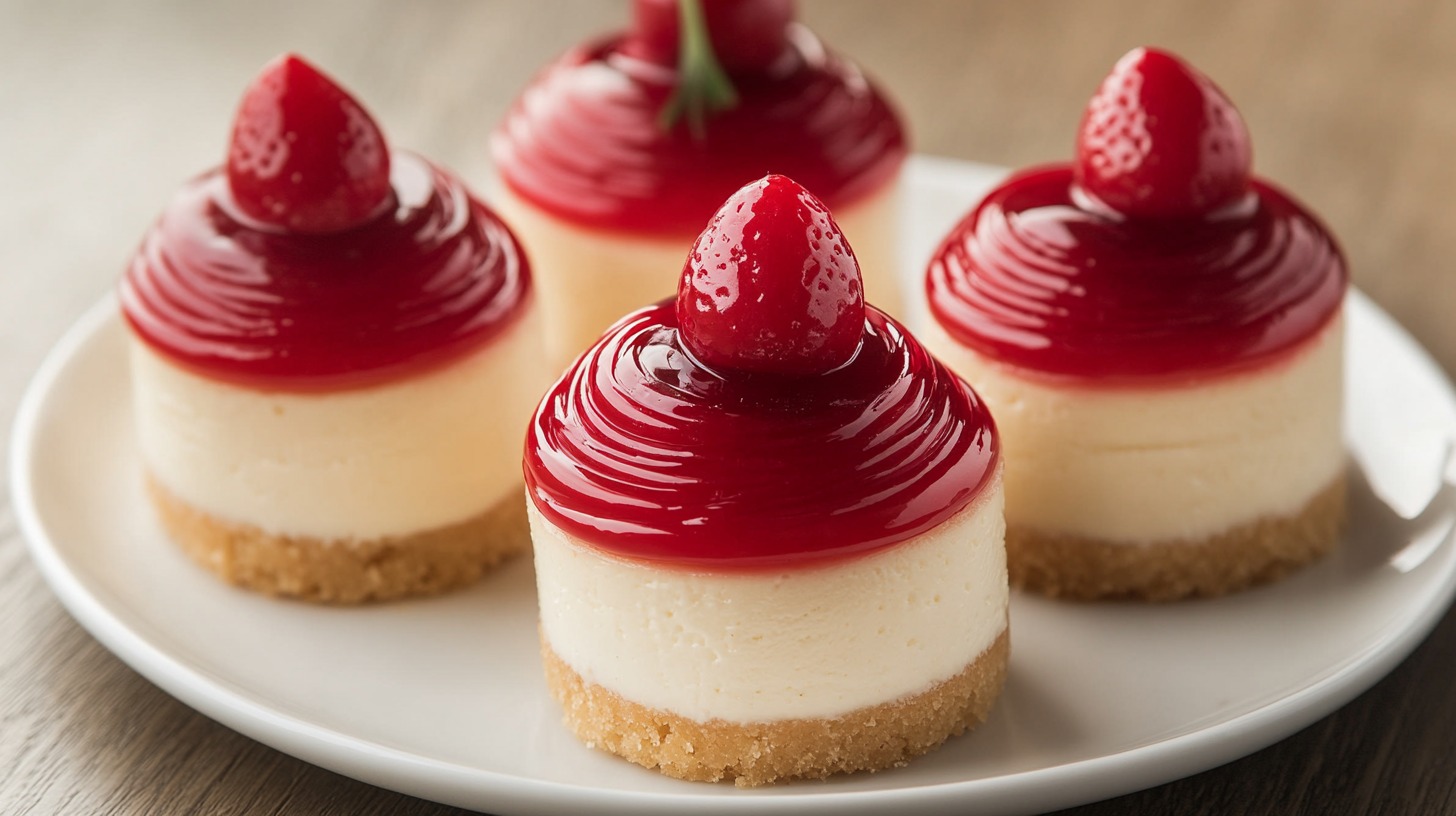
[[495, 179, 903, 372], [130, 301, 547, 541], [923, 316, 1345, 543], [531, 476, 1007, 723]]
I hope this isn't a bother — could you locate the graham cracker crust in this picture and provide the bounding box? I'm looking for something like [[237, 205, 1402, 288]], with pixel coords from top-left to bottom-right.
[[147, 476, 528, 603], [540, 628, 1009, 787], [1008, 474, 1347, 601]]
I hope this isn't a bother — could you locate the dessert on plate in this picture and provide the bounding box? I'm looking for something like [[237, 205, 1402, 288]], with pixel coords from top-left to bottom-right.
[[493, 0, 907, 369], [525, 174, 1007, 786], [120, 54, 546, 603], [924, 47, 1348, 601]]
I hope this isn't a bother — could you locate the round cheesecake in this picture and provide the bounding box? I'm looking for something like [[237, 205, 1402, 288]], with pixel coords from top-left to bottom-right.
[[525, 175, 1006, 786], [121, 55, 547, 603], [493, 0, 907, 370], [924, 48, 1348, 601]]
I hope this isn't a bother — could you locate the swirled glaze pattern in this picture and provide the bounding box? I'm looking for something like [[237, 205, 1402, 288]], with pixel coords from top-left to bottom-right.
[[492, 26, 905, 236], [121, 152, 530, 391], [927, 165, 1346, 384], [525, 304, 999, 571]]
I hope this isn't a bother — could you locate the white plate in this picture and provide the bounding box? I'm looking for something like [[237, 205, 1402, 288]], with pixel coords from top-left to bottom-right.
[[13, 157, 1456, 816]]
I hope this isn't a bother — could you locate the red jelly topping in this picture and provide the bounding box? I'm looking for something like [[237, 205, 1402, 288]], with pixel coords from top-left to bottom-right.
[[525, 175, 997, 571], [492, 7, 905, 236], [121, 56, 530, 392], [678, 174, 864, 375], [927, 49, 1346, 385]]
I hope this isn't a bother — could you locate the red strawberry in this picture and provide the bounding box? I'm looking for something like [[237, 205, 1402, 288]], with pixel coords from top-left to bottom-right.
[[1074, 47, 1252, 219], [226, 54, 392, 234], [621, 0, 795, 73], [677, 174, 865, 375]]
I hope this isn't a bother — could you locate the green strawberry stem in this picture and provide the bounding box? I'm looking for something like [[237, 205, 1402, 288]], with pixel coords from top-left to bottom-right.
[[658, 0, 738, 137]]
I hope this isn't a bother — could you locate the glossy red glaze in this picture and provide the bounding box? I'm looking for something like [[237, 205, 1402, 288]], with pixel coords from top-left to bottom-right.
[[226, 55, 393, 234], [121, 153, 531, 391], [621, 0, 796, 73], [677, 175, 864, 375], [524, 303, 998, 571], [492, 25, 905, 236], [1074, 47, 1253, 220], [927, 165, 1346, 385]]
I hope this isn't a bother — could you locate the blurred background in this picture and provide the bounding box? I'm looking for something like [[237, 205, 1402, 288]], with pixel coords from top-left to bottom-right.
[[3, 0, 1454, 406], [2, 1, 1454, 814]]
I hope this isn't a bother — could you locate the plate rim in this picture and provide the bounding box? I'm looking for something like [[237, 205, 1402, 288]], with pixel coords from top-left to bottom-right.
[[12, 157, 1456, 816]]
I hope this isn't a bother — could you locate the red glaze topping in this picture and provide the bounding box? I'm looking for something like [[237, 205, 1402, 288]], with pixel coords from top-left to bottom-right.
[[492, 3, 905, 236], [677, 175, 863, 375], [525, 176, 997, 571], [121, 56, 530, 392], [927, 49, 1346, 385]]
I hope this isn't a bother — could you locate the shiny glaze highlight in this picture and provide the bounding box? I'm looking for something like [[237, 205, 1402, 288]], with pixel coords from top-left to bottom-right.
[[524, 303, 999, 572], [492, 26, 905, 236], [927, 165, 1347, 385], [121, 152, 531, 392]]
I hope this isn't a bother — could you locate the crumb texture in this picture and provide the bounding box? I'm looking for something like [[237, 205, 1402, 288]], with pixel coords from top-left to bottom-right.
[[147, 476, 528, 603], [1009, 474, 1346, 601], [541, 629, 1009, 787]]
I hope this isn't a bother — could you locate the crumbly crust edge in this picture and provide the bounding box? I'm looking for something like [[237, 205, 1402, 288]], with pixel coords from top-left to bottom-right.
[[540, 628, 1010, 787], [1008, 473, 1347, 601], [147, 475, 528, 603]]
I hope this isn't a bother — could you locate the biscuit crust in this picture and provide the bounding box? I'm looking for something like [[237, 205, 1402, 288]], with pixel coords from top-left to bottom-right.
[[540, 628, 1010, 787], [1008, 474, 1346, 601], [147, 475, 528, 603]]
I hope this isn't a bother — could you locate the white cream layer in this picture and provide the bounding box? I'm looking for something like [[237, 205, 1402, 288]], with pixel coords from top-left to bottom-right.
[[531, 475, 1007, 724], [494, 178, 903, 372], [130, 301, 547, 541], [923, 316, 1345, 544]]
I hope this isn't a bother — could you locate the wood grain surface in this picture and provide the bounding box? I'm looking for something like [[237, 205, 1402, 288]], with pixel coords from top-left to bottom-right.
[[3, 1, 1455, 813]]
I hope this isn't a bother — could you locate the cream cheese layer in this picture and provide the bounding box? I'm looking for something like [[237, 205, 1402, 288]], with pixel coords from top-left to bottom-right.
[[130, 300, 546, 541], [530, 476, 1007, 723], [923, 315, 1344, 544]]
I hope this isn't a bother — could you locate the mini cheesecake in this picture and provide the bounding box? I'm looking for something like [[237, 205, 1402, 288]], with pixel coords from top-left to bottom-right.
[[493, 0, 907, 370], [526, 175, 1007, 786], [924, 48, 1348, 601], [120, 55, 547, 603]]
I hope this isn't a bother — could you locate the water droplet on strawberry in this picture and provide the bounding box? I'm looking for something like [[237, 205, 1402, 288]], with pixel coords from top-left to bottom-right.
[[226, 54, 392, 234], [677, 174, 864, 375]]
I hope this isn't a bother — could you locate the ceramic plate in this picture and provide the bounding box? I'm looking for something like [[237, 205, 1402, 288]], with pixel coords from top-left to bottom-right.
[[13, 157, 1456, 816]]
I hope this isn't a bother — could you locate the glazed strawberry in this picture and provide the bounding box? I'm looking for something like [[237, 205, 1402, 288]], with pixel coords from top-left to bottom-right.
[[1074, 47, 1252, 220], [622, 0, 795, 73], [677, 174, 864, 375], [226, 54, 392, 234]]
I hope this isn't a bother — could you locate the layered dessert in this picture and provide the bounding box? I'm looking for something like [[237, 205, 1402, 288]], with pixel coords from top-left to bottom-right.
[[525, 175, 1007, 786], [924, 47, 1348, 601], [493, 0, 907, 370], [120, 55, 546, 603]]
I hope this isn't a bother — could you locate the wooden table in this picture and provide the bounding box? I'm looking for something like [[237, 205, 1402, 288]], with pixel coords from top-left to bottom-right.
[[4, 1, 1455, 813]]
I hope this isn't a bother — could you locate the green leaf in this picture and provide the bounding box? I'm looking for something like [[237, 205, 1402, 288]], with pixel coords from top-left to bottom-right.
[[658, 0, 738, 138]]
